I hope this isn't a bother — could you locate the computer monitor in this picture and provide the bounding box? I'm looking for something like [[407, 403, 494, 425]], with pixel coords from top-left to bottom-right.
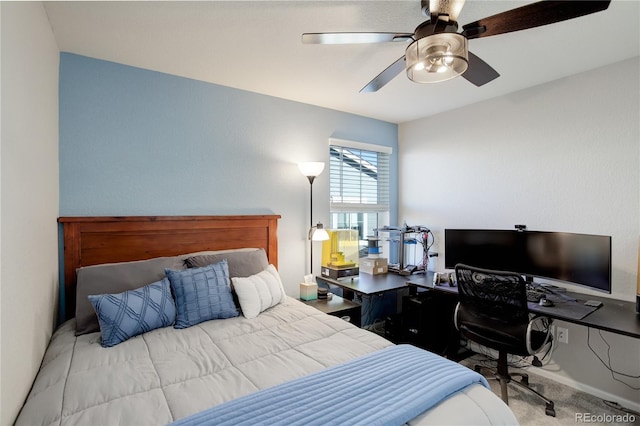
[[444, 229, 612, 293]]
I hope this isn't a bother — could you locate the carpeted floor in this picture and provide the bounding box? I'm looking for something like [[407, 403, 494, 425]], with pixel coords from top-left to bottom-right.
[[461, 354, 639, 426]]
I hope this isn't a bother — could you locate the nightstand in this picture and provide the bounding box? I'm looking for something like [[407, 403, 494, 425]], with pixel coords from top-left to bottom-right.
[[302, 294, 361, 327]]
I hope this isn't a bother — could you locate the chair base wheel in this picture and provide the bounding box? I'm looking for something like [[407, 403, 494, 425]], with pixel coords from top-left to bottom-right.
[[545, 404, 556, 417]]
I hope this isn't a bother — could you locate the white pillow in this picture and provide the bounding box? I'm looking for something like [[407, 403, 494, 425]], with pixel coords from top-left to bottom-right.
[[231, 264, 287, 319]]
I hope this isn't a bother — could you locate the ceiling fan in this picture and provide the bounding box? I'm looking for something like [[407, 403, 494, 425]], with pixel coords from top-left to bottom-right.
[[302, 0, 611, 92]]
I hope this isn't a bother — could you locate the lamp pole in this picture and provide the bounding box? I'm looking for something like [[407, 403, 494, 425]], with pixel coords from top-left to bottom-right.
[[307, 175, 315, 275], [298, 162, 325, 276]]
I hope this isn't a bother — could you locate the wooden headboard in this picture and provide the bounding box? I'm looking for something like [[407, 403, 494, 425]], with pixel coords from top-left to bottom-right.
[[58, 215, 280, 320]]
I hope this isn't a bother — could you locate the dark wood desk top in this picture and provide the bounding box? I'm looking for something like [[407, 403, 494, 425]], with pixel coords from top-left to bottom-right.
[[552, 291, 640, 339], [319, 272, 640, 339], [408, 275, 458, 294], [408, 273, 640, 339], [317, 273, 410, 296]]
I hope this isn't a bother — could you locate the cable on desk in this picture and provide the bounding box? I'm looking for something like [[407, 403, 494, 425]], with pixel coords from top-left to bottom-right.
[[416, 230, 434, 271], [586, 327, 640, 390]]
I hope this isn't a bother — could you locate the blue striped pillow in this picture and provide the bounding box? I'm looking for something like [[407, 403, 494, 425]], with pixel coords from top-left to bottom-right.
[[88, 278, 176, 348], [165, 260, 239, 328]]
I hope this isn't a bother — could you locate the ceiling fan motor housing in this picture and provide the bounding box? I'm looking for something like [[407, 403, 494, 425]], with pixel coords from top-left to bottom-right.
[[405, 32, 468, 83]]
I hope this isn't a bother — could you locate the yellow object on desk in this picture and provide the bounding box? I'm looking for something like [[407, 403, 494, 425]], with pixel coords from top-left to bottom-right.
[[322, 229, 359, 268]]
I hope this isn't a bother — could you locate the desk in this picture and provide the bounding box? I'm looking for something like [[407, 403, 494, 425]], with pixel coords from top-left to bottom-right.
[[316, 273, 411, 327], [317, 273, 410, 298], [409, 273, 640, 339], [318, 272, 640, 341]]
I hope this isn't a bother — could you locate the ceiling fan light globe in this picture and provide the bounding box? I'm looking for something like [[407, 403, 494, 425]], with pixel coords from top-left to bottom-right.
[[405, 33, 468, 83]]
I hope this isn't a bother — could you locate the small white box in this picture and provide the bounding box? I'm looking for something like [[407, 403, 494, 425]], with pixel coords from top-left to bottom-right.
[[300, 283, 318, 300], [360, 258, 388, 275]]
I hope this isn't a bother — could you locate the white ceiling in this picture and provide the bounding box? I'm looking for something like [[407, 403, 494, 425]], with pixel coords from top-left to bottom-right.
[[44, 0, 640, 124]]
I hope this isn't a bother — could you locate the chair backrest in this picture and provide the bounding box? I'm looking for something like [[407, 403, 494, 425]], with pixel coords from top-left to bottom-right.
[[455, 263, 530, 326]]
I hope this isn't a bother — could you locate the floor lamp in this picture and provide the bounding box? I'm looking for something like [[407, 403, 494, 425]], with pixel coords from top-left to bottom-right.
[[298, 162, 329, 275]]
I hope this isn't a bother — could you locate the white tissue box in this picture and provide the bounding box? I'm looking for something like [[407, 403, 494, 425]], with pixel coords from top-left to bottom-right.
[[300, 283, 318, 301]]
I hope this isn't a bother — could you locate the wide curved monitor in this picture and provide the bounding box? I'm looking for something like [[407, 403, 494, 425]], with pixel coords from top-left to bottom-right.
[[444, 229, 611, 293]]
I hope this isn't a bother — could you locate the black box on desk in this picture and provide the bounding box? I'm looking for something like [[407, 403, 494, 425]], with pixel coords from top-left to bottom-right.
[[321, 266, 359, 279]]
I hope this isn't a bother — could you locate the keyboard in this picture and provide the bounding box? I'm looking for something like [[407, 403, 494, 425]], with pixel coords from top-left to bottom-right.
[[526, 289, 545, 303]]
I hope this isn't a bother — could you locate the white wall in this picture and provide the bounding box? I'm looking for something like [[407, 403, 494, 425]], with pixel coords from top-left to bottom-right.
[[399, 57, 640, 409], [0, 2, 60, 425]]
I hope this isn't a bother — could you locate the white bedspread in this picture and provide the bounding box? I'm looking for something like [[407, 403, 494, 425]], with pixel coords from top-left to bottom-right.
[[16, 297, 517, 425]]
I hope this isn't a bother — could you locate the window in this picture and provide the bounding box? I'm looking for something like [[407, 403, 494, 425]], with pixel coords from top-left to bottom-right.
[[329, 139, 391, 256]]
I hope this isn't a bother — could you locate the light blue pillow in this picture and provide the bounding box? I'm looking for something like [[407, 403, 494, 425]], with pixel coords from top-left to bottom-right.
[[88, 278, 176, 348], [165, 260, 239, 329]]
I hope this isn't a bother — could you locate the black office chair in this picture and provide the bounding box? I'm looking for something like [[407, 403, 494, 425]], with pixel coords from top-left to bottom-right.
[[454, 264, 556, 417]]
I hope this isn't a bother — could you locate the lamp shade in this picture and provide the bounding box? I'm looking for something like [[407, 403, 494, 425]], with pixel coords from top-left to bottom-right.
[[298, 162, 325, 178], [406, 33, 468, 84], [309, 223, 330, 241]]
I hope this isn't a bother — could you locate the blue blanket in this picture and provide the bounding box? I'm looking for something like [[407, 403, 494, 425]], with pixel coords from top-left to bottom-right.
[[171, 344, 489, 426]]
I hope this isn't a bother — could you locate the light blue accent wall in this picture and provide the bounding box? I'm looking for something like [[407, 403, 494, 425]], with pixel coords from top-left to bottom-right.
[[58, 53, 398, 299], [59, 53, 398, 221]]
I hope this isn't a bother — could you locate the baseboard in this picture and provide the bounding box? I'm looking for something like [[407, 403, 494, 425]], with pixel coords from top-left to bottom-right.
[[464, 342, 640, 414], [530, 368, 640, 414]]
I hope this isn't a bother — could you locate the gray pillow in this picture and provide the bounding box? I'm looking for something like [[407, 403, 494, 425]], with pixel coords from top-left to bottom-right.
[[75, 256, 185, 336], [184, 248, 269, 278]]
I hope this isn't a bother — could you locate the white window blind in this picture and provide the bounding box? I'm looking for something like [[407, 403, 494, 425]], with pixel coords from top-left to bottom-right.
[[329, 140, 390, 213]]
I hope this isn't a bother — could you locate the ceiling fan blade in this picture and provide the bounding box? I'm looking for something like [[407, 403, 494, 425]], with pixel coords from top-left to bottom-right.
[[360, 56, 406, 93], [462, 51, 500, 87], [302, 32, 413, 44], [461, 0, 611, 39]]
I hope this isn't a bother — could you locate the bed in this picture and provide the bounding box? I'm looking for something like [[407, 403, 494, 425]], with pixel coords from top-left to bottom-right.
[[15, 215, 517, 425]]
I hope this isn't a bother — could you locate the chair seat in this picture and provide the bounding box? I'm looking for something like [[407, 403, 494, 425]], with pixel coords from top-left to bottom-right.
[[459, 316, 549, 356]]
